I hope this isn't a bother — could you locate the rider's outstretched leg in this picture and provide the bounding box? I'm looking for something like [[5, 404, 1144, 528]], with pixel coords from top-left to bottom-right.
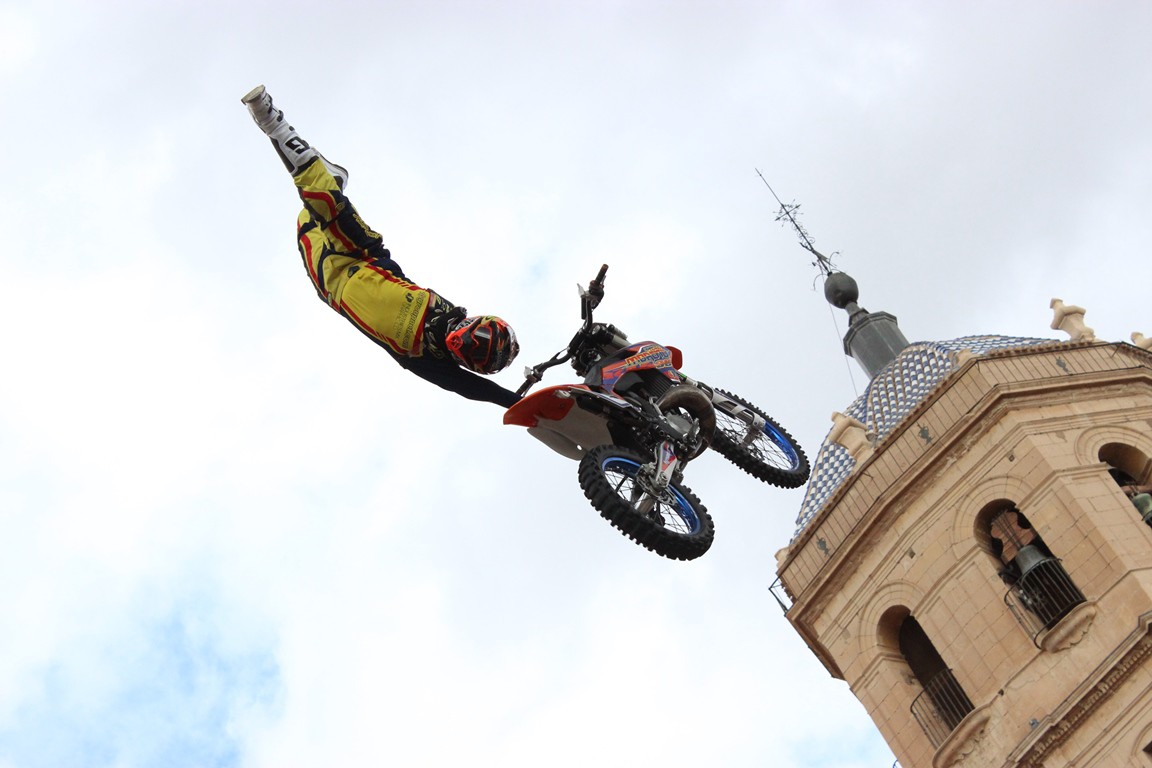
[[241, 85, 349, 190], [242, 84, 384, 253]]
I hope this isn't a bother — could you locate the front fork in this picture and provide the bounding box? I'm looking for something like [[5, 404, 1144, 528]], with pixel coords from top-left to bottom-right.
[[634, 440, 681, 516]]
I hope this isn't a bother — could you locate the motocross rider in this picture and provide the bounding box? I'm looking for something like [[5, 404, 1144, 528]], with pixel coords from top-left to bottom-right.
[[242, 85, 521, 408]]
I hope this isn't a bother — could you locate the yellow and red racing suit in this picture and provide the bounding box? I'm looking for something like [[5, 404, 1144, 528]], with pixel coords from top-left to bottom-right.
[[292, 159, 519, 407]]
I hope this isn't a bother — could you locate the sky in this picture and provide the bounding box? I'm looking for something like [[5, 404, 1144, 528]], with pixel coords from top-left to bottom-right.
[[1, 1, 1150, 766]]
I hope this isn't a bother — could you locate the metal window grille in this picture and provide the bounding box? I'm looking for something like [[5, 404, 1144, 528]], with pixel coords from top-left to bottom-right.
[[1003, 557, 1085, 643], [909, 668, 974, 748]]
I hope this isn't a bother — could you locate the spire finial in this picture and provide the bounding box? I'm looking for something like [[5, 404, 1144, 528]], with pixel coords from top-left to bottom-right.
[[759, 174, 909, 378], [756, 169, 837, 277]]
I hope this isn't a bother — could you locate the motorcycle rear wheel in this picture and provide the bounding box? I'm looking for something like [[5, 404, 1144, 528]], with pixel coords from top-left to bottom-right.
[[578, 445, 714, 561], [710, 389, 810, 488]]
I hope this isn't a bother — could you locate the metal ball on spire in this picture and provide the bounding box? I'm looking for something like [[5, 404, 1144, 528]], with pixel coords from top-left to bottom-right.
[[824, 272, 860, 310]]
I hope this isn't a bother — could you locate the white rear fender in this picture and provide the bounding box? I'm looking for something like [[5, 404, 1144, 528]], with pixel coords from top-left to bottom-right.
[[525, 426, 584, 461]]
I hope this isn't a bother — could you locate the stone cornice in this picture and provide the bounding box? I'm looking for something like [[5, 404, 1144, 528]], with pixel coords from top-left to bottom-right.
[[1010, 612, 1152, 767]]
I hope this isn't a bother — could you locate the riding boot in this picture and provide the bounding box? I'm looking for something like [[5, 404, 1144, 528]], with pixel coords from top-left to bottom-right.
[[241, 85, 349, 189]]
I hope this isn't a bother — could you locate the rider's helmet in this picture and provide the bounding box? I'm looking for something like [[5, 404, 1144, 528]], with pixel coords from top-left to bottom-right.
[[446, 315, 519, 374]]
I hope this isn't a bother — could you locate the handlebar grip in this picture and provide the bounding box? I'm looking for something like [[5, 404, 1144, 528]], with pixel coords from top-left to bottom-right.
[[588, 264, 608, 308]]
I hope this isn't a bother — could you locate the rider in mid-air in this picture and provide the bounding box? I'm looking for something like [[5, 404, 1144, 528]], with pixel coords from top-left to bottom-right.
[[242, 85, 521, 408]]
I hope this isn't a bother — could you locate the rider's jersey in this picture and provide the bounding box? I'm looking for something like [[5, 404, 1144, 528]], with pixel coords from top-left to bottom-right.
[[291, 159, 519, 408]]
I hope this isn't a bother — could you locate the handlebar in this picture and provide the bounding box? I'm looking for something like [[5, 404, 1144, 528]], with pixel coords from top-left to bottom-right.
[[516, 264, 610, 397], [588, 264, 607, 310], [582, 263, 608, 320]]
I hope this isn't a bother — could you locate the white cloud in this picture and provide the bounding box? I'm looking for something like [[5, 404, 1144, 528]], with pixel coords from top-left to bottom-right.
[[3, 2, 1151, 766], [0, 8, 38, 76]]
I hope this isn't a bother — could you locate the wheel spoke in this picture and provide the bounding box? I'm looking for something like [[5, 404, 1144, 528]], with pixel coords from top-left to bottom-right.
[[655, 501, 687, 533], [715, 409, 796, 470], [602, 458, 697, 534]]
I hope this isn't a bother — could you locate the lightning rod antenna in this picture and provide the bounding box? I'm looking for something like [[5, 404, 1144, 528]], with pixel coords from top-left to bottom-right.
[[755, 169, 837, 277]]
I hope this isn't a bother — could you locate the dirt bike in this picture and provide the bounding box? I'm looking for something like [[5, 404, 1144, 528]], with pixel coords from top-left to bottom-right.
[[503, 265, 810, 560]]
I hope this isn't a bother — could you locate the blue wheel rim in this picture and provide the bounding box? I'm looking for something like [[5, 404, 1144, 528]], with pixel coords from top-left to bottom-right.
[[762, 422, 801, 468], [601, 456, 701, 534]]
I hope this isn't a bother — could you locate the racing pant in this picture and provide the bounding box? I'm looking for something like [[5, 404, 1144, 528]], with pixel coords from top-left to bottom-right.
[[293, 160, 432, 356]]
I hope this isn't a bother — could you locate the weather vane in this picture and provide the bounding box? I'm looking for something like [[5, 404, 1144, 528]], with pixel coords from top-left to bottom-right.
[[755, 169, 838, 278]]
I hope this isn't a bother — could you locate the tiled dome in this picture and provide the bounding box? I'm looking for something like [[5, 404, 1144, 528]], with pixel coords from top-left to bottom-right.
[[792, 335, 1059, 536]]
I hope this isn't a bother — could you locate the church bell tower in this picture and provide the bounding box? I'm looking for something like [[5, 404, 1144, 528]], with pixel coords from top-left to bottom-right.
[[774, 274, 1152, 767]]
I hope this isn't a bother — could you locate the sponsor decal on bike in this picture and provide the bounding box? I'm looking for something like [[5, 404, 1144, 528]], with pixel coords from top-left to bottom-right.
[[622, 343, 672, 368], [601, 343, 677, 392]]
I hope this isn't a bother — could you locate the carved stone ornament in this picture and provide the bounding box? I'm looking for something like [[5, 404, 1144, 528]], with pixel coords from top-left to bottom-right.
[[1050, 298, 1096, 342], [1039, 602, 1097, 653], [829, 411, 873, 462], [933, 704, 993, 768]]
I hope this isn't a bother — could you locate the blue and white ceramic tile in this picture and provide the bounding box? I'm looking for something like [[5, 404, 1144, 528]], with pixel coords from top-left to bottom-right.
[[792, 336, 1057, 537]]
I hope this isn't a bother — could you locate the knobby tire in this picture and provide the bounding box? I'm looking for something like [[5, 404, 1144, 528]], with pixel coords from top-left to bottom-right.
[[710, 389, 810, 489], [578, 445, 714, 561]]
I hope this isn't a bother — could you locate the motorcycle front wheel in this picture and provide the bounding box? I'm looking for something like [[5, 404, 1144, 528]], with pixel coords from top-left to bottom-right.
[[578, 445, 714, 561], [710, 389, 810, 489]]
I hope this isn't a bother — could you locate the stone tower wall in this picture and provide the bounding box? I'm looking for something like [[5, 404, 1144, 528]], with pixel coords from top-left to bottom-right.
[[777, 343, 1152, 767]]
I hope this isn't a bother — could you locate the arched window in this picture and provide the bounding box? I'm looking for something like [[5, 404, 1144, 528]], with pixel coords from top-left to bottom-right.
[[981, 501, 1085, 643], [1100, 443, 1152, 525], [894, 614, 974, 747]]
